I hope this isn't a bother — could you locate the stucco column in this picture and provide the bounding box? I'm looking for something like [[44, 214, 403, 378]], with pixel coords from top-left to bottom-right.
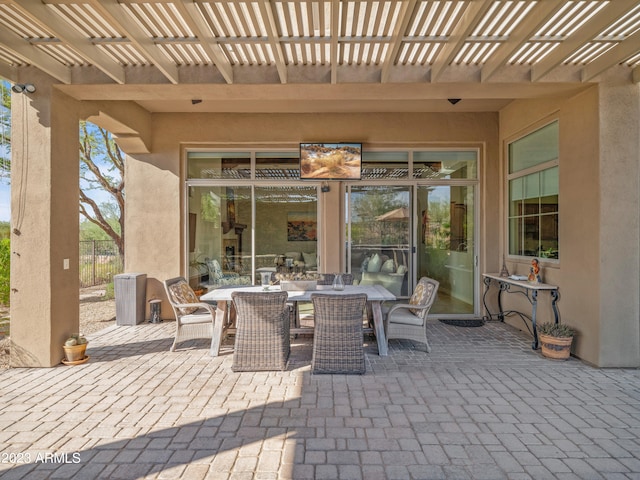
[[10, 70, 80, 367], [598, 75, 640, 367]]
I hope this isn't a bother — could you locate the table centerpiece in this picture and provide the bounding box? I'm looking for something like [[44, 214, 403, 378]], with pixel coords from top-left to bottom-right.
[[277, 272, 321, 291]]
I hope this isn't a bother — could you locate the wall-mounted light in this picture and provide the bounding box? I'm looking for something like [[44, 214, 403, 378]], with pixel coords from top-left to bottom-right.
[[321, 182, 330, 193], [447, 98, 461, 105], [191, 99, 202, 105], [12, 84, 36, 94]]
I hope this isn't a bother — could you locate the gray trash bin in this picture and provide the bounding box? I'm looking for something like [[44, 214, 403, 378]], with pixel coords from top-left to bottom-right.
[[114, 273, 147, 326]]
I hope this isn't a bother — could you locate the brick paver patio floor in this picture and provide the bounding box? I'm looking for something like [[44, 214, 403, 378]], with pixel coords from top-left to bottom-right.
[[1, 319, 639, 479]]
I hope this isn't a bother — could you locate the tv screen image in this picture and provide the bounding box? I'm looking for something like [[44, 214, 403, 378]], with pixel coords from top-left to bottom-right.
[[300, 143, 362, 180]]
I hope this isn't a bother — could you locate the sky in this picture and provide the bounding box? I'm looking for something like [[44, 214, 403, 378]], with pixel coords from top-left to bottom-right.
[[0, 182, 8, 222], [0, 81, 114, 224], [0, 80, 119, 224], [1, 81, 9, 222], [0, 117, 118, 224]]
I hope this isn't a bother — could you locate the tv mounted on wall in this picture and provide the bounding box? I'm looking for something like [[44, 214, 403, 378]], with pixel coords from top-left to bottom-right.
[[299, 142, 362, 180]]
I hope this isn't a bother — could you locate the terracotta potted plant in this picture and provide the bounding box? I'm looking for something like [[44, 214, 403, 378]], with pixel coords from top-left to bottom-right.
[[62, 334, 89, 365], [193, 286, 206, 297], [537, 322, 575, 360]]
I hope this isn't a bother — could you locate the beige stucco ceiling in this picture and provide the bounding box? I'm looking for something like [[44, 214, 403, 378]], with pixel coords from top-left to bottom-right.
[[54, 80, 592, 113], [1, 1, 639, 113]]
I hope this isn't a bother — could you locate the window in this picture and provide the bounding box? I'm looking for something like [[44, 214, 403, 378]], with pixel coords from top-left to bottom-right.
[[413, 150, 477, 179], [361, 151, 408, 179], [187, 152, 250, 179], [508, 121, 559, 260]]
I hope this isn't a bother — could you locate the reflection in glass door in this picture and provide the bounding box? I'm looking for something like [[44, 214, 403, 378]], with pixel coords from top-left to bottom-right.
[[187, 185, 318, 289], [417, 185, 475, 314], [347, 186, 410, 297], [254, 186, 318, 279], [187, 186, 253, 288]]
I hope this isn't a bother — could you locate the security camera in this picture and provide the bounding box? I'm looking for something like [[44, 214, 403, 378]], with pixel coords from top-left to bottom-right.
[[11, 83, 36, 94]]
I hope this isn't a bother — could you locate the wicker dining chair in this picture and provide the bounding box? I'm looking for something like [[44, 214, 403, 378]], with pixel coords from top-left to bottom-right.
[[310, 293, 368, 374], [231, 291, 291, 371], [384, 277, 439, 352], [163, 277, 216, 355]]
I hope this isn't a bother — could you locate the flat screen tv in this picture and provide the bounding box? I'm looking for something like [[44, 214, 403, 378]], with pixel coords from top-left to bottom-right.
[[300, 142, 362, 180]]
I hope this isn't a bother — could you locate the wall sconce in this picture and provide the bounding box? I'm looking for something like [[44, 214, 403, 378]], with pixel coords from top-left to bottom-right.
[[321, 182, 330, 193], [12, 84, 36, 94], [447, 98, 461, 105]]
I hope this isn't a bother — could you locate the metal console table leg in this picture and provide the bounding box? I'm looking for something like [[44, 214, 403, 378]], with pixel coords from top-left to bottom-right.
[[482, 273, 560, 351]]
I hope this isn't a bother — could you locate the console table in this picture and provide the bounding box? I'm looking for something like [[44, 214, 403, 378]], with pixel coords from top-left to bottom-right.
[[482, 273, 559, 350]]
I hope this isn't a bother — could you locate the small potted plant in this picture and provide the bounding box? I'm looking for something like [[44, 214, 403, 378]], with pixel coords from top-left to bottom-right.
[[537, 322, 575, 360], [62, 334, 89, 364], [193, 285, 206, 297]]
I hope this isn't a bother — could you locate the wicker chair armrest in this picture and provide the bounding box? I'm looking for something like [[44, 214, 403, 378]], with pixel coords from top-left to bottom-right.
[[176, 302, 216, 313], [387, 303, 430, 316]]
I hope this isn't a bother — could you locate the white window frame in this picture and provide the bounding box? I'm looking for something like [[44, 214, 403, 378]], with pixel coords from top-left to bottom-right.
[[506, 120, 559, 262]]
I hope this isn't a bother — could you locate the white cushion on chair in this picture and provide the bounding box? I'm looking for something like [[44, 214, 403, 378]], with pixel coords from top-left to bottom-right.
[[181, 313, 214, 324], [388, 309, 424, 326], [367, 253, 382, 272]]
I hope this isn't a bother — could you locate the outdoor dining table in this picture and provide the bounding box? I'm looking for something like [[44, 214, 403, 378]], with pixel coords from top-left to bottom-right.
[[200, 284, 396, 357]]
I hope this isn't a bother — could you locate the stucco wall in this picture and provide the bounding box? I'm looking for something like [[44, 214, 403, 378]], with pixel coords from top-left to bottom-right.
[[124, 112, 500, 319], [10, 71, 81, 367], [500, 82, 640, 367]]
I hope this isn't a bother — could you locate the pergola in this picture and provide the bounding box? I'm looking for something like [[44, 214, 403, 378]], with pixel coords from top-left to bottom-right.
[[1, 1, 639, 108], [1, 1, 640, 368]]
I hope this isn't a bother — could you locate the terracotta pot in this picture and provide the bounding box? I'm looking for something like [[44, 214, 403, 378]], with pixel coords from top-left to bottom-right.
[[63, 343, 87, 362], [539, 333, 573, 360]]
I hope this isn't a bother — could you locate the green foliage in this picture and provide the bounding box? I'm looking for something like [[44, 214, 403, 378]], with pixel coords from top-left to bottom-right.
[[104, 281, 114, 300], [351, 188, 406, 245], [80, 217, 119, 241], [64, 333, 88, 346], [0, 238, 10, 306], [79, 255, 122, 287], [424, 198, 452, 249], [200, 192, 221, 223], [0, 221, 9, 239], [79, 121, 125, 256], [538, 322, 575, 338]]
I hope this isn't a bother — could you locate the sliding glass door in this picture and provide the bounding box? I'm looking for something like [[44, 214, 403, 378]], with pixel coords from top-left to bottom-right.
[[347, 185, 411, 297], [186, 148, 478, 316], [416, 185, 475, 314]]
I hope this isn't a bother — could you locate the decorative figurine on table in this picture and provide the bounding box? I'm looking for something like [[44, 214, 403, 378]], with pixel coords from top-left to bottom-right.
[[528, 258, 542, 284], [499, 255, 510, 277]]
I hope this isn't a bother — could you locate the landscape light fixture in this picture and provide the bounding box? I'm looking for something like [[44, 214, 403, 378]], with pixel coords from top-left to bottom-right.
[[12, 83, 36, 94], [447, 98, 461, 105]]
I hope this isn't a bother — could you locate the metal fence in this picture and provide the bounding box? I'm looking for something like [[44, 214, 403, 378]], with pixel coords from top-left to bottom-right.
[[79, 240, 123, 287]]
